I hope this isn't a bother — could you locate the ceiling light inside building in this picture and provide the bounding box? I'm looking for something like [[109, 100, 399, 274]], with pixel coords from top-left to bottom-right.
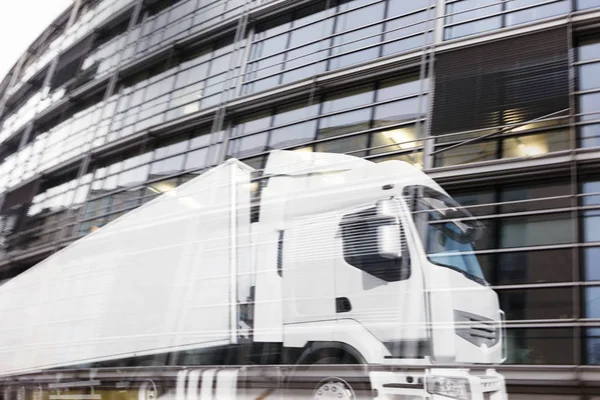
[[148, 181, 176, 194], [382, 128, 417, 150], [517, 142, 546, 157]]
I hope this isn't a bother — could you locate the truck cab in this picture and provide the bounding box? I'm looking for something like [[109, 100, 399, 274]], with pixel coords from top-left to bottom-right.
[[254, 150, 507, 399]]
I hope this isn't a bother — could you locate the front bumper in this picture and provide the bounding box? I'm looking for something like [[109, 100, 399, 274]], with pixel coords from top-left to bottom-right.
[[369, 367, 507, 400]]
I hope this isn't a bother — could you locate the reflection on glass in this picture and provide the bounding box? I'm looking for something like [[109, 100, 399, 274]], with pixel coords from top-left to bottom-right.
[[578, 0, 600, 9], [579, 92, 600, 121], [578, 34, 600, 61], [584, 247, 600, 281], [445, 0, 502, 40], [578, 63, 600, 91], [582, 180, 600, 206], [445, 17, 502, 40], [579, 124, 600, 148], [583, 210, 600, 242], [585, 286, 600, 319], [587, 328, 600, 365], [505, 1, 570, 26]]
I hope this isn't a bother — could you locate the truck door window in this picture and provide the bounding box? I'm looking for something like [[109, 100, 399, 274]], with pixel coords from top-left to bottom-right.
[[340, 207, 410, 282], [405, 185, 487, 285]]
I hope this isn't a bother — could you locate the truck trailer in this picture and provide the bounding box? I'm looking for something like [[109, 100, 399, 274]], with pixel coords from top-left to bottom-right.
[[0, 150, 507, 399]]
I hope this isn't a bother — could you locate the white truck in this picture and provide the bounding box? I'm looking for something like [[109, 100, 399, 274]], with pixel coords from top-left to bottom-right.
[[0, 150, 507, 400]]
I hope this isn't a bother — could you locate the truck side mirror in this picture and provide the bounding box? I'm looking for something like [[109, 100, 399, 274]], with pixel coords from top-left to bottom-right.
[[376, 199, 403, 259], [377, 224, 403, 259]]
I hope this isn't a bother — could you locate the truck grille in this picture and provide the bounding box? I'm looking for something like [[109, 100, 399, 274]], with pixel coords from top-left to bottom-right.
[[454, 310, 500, 347]]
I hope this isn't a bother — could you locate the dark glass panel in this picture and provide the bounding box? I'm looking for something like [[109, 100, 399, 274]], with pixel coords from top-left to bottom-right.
[[505, 328, 574, 364], [499, 213, 574, 248], [500, 181, 571, 213], [450, 190, 496, 217], [498, 287, 574, 320], [586, 328, 600, 364], [494, 249, 573, 285]]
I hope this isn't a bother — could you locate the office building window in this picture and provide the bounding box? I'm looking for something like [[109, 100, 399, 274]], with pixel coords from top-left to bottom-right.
[[243, 0, 434, 94]]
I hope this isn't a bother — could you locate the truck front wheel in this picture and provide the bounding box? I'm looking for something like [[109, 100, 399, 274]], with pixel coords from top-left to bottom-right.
[[288, 347, 372, 400], [313, 374, 357, 400]]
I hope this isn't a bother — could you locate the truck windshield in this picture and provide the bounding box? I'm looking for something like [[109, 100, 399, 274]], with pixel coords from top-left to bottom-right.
[[406, 185, 487, 285]]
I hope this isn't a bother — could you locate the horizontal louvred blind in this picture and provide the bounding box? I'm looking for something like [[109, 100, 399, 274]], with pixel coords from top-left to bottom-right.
[[432, 28, 569, 136]]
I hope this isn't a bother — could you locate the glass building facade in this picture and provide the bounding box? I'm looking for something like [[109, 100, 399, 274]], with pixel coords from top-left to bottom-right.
[[1, 0, 600, 396]]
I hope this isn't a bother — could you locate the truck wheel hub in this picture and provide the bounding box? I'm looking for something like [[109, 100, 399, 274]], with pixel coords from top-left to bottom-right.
[[314, 379, 354, 400]]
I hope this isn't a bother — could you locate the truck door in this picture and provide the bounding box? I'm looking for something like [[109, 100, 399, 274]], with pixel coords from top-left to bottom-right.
[[334, 201, 428, 359], [282, 212, 338, 344]]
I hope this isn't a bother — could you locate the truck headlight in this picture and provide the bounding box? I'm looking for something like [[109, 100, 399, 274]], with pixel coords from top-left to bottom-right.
[[426, 376, 471, 400]]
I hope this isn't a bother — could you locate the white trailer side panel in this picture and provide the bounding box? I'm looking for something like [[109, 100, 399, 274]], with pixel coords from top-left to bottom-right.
[[0, 160, 253, 376]]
